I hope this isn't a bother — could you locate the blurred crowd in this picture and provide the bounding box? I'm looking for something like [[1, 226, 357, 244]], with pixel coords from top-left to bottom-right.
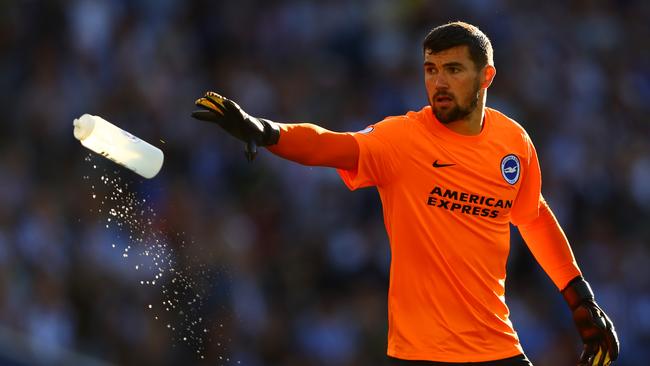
[[1, 0, 649, 365]]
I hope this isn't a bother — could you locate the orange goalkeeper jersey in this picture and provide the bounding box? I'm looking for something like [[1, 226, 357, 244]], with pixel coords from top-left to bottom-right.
[[337, 106, 578, 362]]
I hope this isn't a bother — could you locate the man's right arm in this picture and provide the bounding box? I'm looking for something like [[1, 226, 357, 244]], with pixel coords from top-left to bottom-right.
[[192, 91, 359, 170], [267, 123, 359, 170]]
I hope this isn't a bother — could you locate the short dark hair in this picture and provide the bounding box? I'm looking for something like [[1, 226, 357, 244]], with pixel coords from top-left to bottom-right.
[[422, 21, 493, 69]]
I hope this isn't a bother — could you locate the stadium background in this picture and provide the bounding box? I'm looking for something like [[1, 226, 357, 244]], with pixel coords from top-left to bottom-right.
[[0, 0, 648, 365]]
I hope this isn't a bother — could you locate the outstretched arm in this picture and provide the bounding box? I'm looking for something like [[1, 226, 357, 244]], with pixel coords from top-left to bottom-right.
[[192, 91, 359, 170], [267, 123, 358, 170]]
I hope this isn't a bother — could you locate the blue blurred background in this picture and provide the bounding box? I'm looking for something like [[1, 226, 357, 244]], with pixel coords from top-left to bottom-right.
[[1, 0, 649, 365]]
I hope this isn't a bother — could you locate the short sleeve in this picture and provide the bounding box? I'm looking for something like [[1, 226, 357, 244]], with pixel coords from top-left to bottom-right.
[[510, 134, 542, 225], [337, 117, 406, 190]]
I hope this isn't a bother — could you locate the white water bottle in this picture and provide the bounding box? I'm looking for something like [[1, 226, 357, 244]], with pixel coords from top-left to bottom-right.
[[73, 114, 164, 179]]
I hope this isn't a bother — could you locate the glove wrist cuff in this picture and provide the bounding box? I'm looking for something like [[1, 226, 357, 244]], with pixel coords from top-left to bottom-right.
[[561, 276, 594, 310], [259, 118, 280, 146]]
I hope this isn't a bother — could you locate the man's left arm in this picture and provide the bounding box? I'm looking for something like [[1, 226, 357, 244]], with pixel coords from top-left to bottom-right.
[[517, 198, 580, 289], [518, 196, 620, 366], [511, 132, 619, 365]]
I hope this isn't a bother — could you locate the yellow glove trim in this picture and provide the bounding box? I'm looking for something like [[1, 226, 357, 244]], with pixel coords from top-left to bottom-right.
[[195, 97, 225, 115]]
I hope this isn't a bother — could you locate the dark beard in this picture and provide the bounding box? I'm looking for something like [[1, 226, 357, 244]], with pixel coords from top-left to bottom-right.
[[432, 81, 481, 124]]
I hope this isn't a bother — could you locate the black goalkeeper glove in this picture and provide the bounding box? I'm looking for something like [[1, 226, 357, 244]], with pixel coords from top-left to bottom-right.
[[562, 276, 619, 366], [192, 91, 280, 161]]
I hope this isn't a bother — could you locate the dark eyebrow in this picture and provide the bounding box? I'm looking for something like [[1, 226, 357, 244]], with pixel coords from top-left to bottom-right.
[[443, 62, 465, 68], [423, 61, 466, 68]]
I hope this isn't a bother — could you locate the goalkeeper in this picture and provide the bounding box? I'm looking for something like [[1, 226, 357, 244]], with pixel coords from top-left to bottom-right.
[[192, 22, 619, 366]]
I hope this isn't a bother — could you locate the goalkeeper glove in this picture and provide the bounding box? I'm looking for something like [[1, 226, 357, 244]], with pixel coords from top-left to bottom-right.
[[562, 276, 619, 366], [192, 91, 280, 161]]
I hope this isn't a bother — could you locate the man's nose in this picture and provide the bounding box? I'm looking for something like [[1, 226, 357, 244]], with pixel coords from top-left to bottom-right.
[[434, 74, 449, 88]]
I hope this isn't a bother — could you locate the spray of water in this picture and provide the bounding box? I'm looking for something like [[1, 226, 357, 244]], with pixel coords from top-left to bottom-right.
[[83, 154, 235, 363]]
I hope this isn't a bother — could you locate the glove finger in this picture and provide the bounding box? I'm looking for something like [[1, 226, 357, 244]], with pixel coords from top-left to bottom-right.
[[205, 91, 224, 98], [590, 344, 605, 366], [600, 337, 614, 366], [205, 92, 246, 116], [579, 343, 597, 365], [601, 350, 612, 366], [602, 320, 619, 360], [203, 92, 229, 113], [191, 110, 221, 122], [195, 97, 225, 115]]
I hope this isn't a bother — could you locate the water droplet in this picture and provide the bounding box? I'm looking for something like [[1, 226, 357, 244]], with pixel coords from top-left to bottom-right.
[[135, 265, 139, 270]]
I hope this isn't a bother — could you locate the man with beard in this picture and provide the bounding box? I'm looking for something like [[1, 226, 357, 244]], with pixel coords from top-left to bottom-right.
[[192, 22, 619, 366]]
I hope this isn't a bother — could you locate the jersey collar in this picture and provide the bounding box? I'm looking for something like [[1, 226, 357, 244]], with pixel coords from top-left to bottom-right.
[[421, 106, 491, 144]]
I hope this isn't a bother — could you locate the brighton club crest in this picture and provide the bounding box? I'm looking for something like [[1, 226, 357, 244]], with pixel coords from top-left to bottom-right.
[[500, 154, 520, 185]]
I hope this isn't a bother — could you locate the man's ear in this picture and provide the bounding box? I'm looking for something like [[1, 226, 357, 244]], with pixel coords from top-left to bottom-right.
[[481, 65, 496, 89]]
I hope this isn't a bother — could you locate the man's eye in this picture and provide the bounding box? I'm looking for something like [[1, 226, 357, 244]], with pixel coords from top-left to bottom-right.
[[449, 67, 460, 73]]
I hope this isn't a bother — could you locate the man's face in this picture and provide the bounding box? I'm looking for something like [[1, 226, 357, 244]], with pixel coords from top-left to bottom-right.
[[423, 45, 486, 124]]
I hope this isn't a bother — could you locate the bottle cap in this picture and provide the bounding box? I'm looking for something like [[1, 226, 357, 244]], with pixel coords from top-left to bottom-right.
[[73, 114, 95, 141]]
